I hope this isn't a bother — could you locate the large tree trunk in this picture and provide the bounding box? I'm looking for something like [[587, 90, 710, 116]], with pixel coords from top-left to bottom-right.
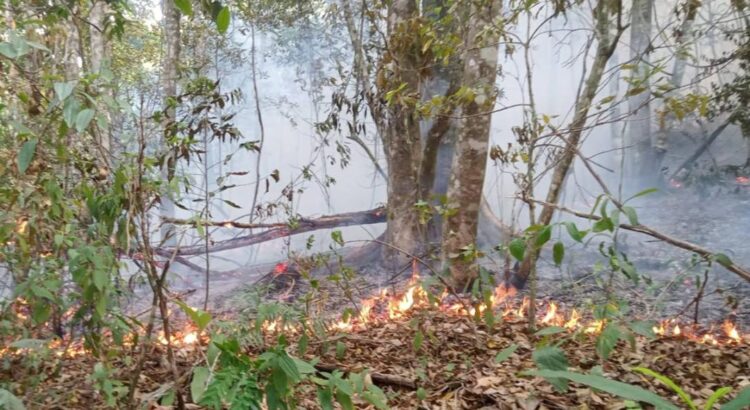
[[441, 0, 502, 289], [625, 0, 656, 189], [515, 0, 623, 287], [160, 0, 181, 246], [381, 0, 425, 267]]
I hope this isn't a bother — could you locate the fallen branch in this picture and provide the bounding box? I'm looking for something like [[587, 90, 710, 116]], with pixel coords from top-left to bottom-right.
[[527, 198, 750, 282], [155, 207, 386, 256], [314, 363, 417, 390]]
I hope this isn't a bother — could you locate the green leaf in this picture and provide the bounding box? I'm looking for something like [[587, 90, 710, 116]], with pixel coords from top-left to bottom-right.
[[532, 346, 569, 392], [509, 238, 526, 261], [705, 387, 732, 410], [75, 108, 95, 132], [633, 367, 696, 410], [592, 217, 614, 233], [317, 387, 334, 410], [190, 366, 210, 403], [564, 222, 584, 242], [553, 242, 565, 267], [721, 386, 750, 410], [714, 253, 733, 267], [625, 187, 659, 203], [173, 0, 193, 16], [17, 139, 38, 174], [535, 326, 567, 336], [0, 388, 26, 410], [0, 43, 17, 59], [54, 81, 75, 101], [331, 230, 344, 246], [335, 389, 354, 410], [277, 353, 302, 382], [628, 320, 656, 339], [494, 344, 518, 363], [215, 6, 230, 34], [623, 206, 639, 225], [596, 324, 621, 360], [523, 370, 679, 410], [535, 225, 552, 248]]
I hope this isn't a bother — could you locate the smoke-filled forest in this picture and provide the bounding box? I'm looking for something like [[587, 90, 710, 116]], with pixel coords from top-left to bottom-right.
[[2, 0, 750, 408]]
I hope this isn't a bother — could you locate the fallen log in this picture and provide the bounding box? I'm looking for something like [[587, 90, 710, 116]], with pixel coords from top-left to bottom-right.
[[155, 207, 386, 257], [314, 363, 417, 390], [528, 198, 750, 282]]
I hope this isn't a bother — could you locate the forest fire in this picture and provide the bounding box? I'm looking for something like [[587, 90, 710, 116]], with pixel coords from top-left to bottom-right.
[[254, 271, 748, 347]]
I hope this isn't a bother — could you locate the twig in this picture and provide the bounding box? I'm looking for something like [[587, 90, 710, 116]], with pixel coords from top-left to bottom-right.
[[525, 198, 750, 282]]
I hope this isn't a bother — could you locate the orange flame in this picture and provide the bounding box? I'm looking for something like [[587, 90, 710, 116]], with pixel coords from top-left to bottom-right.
[[723, 321, 741, 343]]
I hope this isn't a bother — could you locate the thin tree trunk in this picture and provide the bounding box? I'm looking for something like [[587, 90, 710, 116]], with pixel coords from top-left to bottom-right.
[[654, 0, 701, 175], [441, 0, 502, 289], [625, 0, 655, 188], [515, 0, 624, 286], [160, 0, 181, 246], [89, 0, 113, 157]]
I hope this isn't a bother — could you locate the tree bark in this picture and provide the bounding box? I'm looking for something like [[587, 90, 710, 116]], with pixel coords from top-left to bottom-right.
[[156, 207, 386, 257], [381, 0, 425, 268], [160, 0, 181, 246], [89, 0, 113, 156], [625, 0, 656, 188], [441, 0, 502, 289], [515, 0, 624, 286]]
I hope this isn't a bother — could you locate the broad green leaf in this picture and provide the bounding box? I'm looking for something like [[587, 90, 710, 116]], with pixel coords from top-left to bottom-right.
[[628, 320, 656, 339], [532, 346, 569, 392], [215, 6, 230, 34], [54, 81, 75, 101], [596, 324, 621, 360], [17, 139, 38, 174], [335, 389, 354, 410], [721, 386, 750, 410], [317, 387, 334, 410], [553, 242, 564, 266], [523, 370, 679, 410], [75, 108, 95, 132], [362, 384, 388, 409], [0, 42, 17, 59], [174, 0, 193, 16], [633, 367, 696, 410], [535, 326, 567, 336], [278, 353, 302, 382], [509, 238, 526, 261], [592, 217, 614, 233], [0, 388, 26, 410], [535, 225, 552, 247], [494, 344, 518, 363], [190, 366, 210, 403]]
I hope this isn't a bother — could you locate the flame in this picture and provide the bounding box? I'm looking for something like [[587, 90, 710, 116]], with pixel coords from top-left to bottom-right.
[[669, 179, 683, 188], [183, 332, 198, 344], [723, 321, 741, 343], [736, 176, 750, 185], [564, 309, 580, 329], [673, 324, 681, 336], [541, 302, 559, 325], [584, 320, 604, 334]]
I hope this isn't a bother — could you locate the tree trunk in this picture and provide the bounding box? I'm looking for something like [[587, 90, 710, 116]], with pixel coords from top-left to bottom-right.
[[654, 0, 701, 178], [515, 0, 623, 287], [441, 0, 502, 289], [89, 0, 113, 156], [381, 0, 425, 268], [625, 0, 656, 189], [160, 0, 181, 246]]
